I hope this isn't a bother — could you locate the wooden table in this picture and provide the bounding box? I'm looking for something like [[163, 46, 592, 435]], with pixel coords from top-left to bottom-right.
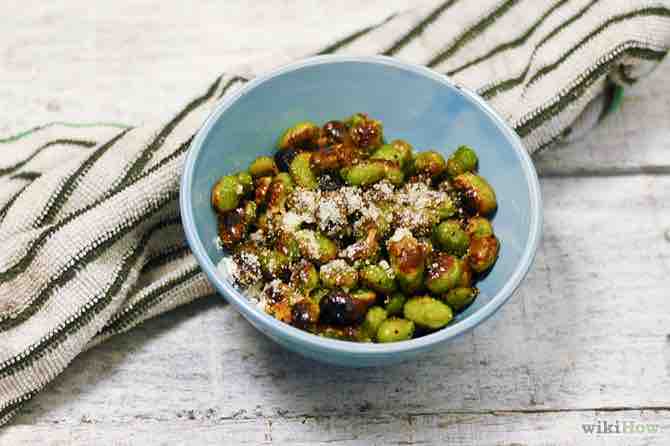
[[3, 2, 670, 444]]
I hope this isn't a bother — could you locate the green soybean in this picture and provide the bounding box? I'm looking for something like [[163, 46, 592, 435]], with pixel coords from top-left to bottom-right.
[[437, 196, 457, 220], [403, 296, 453, 330], [236, 171, 253, 193], [468, 234, 499, 273], [259, 249, 290, 279], [316, 233, 338, 263], [361, 306, 388, 340], [384, 292, 406, 316], [426, 254, 464, 294], [433, 220, 470, 256], [290, 152, 318, 189], [341, 161, 386, 186], [465, 216, 493, 238], [249, 156, 278, 178], [447, 145, 478, 177], [444, 287, 477, 312], [414, 151, 447, 178], [360, 263, 397, 294], [371, 141, 412, 169], [453, 172, 497, 216], [278, 121, 319, 150], [319, 260, 359, 289], [376, 318, 415, 343], [211, 175, 244, 213], [291, 261, 320, 293]]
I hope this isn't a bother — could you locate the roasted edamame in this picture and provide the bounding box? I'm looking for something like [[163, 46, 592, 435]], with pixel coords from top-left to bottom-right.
[[211, 113, 500, 342]]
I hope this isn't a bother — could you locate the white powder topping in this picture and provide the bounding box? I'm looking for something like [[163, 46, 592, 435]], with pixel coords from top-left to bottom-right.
[[229, 251, 262, 287], [359, 202, 380, 221], [295, 230, 320, 259], [340, 187, 364, 214], [320, 259, 350, 275], [262, 279, 286, 307], [292, 188, 320, 215], [339, 236, 371, 261], [389, 227, 413, 243], [217, 256, 238, 281], [316, 193, 347, 236], [282, 211, 304, 231], [399, 182, 448, 210], [378, 259, 395, 279], [250, 230, 264, 242], [368, 181, 395, 202]]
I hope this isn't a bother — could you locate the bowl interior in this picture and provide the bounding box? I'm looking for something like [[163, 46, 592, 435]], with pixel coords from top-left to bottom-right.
[[185, 58, 537, 348]]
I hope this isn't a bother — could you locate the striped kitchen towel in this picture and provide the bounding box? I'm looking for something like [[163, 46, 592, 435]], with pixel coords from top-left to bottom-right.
[[1, 0, 669, 425]]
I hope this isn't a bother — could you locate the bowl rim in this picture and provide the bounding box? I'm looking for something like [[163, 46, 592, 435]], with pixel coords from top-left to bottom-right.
[[180, 55, 542, 356]]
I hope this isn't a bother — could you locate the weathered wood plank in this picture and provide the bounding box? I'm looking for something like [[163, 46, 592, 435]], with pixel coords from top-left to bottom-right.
[[533, 61, 670, 175], [4, 2, 670, 444], [3, 175, 668, 437], [5, 1, 670, 173], [4, 409, 670, 445], [2, 0, 420, 134]]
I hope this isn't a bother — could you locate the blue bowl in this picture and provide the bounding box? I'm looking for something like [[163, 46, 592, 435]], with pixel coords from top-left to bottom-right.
[[180, 55, 542, 367]]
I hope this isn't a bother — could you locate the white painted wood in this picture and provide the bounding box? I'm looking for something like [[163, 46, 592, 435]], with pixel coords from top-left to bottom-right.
[[534, 60, 670, 175], [2, 0, 424, 134], [3, 175, 670, 445], [3, 1, 670, 444], [3, 410, 670, 445], [5, 0, 670, 173]]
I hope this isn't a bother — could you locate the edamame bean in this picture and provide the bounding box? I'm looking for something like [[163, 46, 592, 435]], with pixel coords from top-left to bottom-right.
[[212, 175, 244, 213], [361, 306, 388, 340], [444, 287, 477, 312], [278, 121, 319, 150], [346, 113, 383, 151], [468, 234, 499, 273], [414, 151, 447, 178], [319, 289, 375, 325], [254, 176, 273, 206], [249, 156, 279, 178], [376, 318, 415, 343], [290, 260, 320, 293], [319, 259, 359, 290], [391, 140, 413, 167], [289, 152, 318, 189], [453, 172, 497, 216], [351, 288, 377, 307], [371, 140, 412, 169], [291, 299, 320, 329], [237, 171, 253, 193], [433, 220, 470, 256], [341, 161, 386, 186], [360, 263, 397, 294], [266, 173, 295, 211], [388, 232, 427, 294], [384, 292, 406, 316], [295, 230, 338, 263], [426, 253, 464, 294], [259, 248, 290, 279], [446, 145, 478, 177], [403, 296, 453, 329], [465, 216, 493, 237], [437, 196, 457, 220]]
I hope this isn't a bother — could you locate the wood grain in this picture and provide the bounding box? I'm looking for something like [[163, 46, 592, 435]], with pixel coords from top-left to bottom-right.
[[3, 175, 670, 444], [3, 1, 670, 444], [4, 409, 670, 445]]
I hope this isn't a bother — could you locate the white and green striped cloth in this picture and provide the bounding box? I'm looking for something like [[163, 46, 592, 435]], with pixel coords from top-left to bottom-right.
[[1, 0, 669, 425]]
